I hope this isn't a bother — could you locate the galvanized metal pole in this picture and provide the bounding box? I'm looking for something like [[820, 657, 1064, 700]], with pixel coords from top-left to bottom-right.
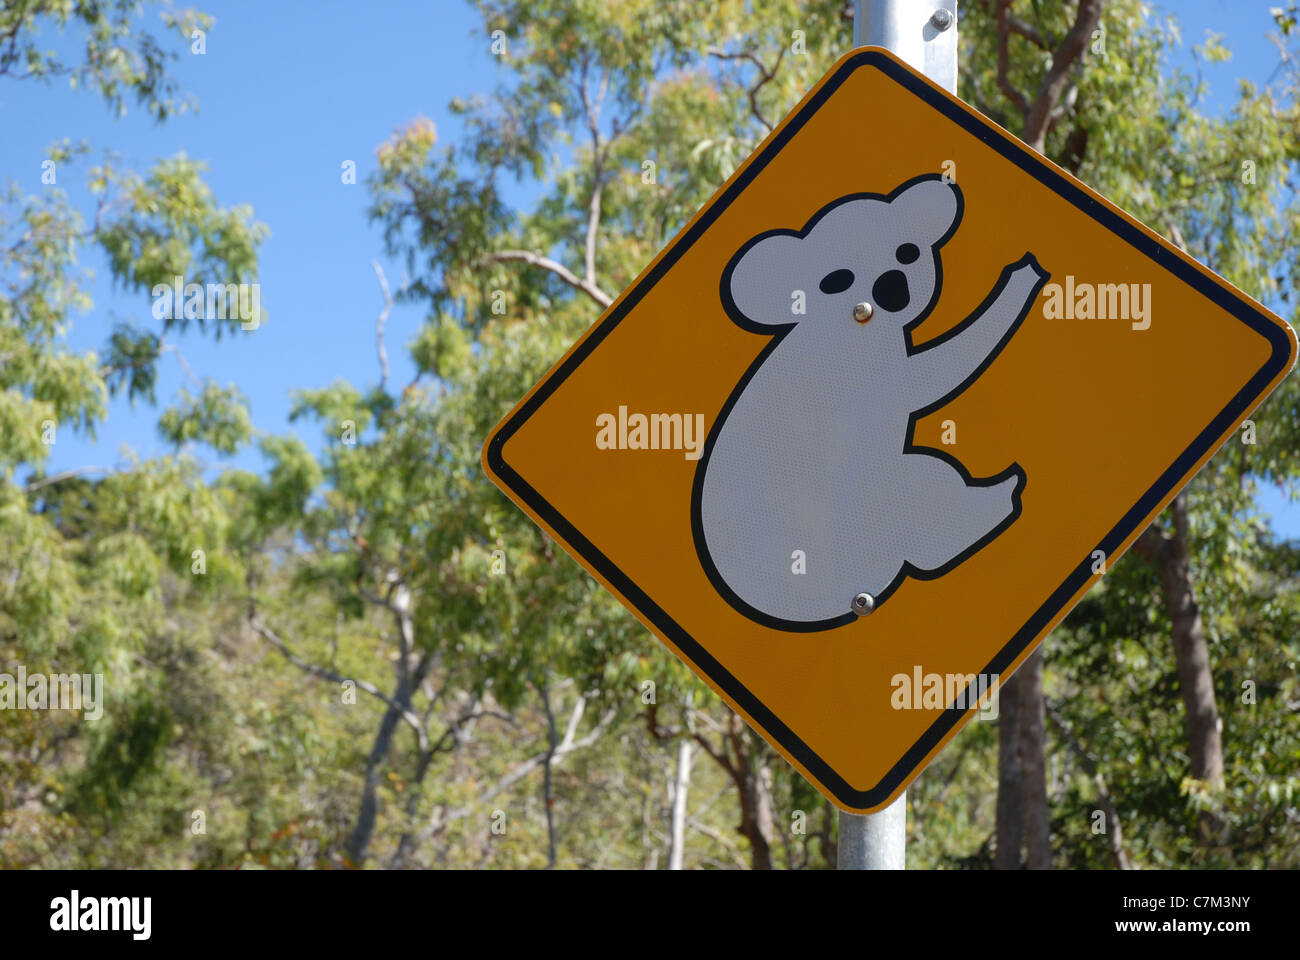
[[854, 0, 958, 94], [838, 793, 906, 869], [838, 0, 957, 872]]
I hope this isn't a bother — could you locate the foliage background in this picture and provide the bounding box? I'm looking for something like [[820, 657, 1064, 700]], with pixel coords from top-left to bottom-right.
[[1, 0, 1298, 869]]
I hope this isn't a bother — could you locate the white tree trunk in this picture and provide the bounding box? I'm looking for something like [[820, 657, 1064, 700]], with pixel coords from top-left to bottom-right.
[[668, 736, 692, 870], [668, 692, 695, 870]]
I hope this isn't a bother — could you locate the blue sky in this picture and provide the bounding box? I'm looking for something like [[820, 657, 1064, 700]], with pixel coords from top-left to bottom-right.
[[1, 0, 1297, 535], [1, 0, 500, 477]]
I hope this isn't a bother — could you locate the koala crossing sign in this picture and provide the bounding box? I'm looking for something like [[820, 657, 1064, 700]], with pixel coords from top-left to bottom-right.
[[482, 48, 1297, 812]]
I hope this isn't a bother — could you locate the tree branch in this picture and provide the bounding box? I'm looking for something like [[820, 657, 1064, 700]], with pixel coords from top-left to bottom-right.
[[537, 679, 561, 869], [24, 466, 117, 493], [1022, 0, 1104, 151], [995, 0, 1033, 117], [371, 260, 392, 391], [577, 57, 607, 287], [249, 615, 429, 750], [477, 249, 613, 308], [705, 45, 786, 133], [1006, 12, 1051, 49], [419, 700, 616, 841]]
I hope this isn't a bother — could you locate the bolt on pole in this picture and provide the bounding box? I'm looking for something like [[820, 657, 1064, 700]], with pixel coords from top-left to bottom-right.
[[838, 0, 957, 871], [854, 0, 958, 94]]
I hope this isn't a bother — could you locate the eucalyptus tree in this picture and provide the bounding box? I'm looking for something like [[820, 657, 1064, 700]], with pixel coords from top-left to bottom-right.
[[963, 0, 1300, 867], [1, 1, 274, 865], [350, 0, 1300, 868]]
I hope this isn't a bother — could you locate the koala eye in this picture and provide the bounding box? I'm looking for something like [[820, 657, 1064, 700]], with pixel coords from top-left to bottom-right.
[[818, 268, 855, 294], [895, 243, 920, 264]]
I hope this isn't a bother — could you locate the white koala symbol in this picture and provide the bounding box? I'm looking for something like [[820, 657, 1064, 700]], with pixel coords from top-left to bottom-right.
[[693, 174, 1049, 631]]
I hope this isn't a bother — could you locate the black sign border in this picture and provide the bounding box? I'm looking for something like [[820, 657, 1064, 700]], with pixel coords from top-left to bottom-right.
[[485, 49, 1296, 810]]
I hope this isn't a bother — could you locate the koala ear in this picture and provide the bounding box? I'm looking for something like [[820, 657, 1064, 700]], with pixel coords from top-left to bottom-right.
[[890, 177, 961, 245], [722, 232, 807, 328]]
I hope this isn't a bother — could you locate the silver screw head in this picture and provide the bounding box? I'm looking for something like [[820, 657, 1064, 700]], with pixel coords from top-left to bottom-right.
[[853, 301, 873, 324], [852, 592, 875, 616], [930, 8, 953, 30]]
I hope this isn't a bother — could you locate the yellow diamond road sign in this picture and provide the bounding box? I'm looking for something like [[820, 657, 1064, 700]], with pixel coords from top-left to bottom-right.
[[482, 48, 1297, 813]]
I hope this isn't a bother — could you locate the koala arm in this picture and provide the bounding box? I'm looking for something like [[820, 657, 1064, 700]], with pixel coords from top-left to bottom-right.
[[906, 254, 1048, 409]]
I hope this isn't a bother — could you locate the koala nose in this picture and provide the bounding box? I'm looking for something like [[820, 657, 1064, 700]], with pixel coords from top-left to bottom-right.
[[872, 270, 910, 313]]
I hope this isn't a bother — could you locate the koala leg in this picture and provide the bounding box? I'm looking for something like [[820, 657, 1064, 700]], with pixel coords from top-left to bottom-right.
[[899, 455, 1022, 572]]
